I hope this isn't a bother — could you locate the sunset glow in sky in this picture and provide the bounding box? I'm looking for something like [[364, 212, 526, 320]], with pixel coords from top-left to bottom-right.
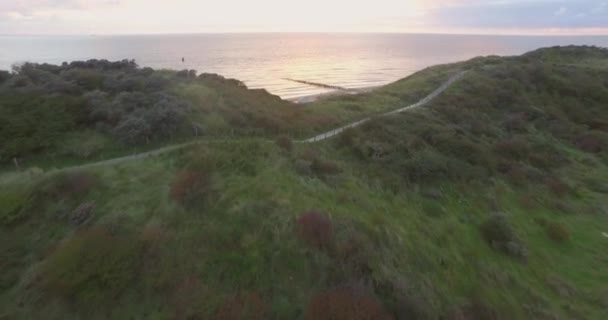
[[1, 0, 607, 35]]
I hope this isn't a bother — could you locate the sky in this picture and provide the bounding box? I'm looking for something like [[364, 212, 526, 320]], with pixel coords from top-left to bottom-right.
[[0, 0, 607, 35]]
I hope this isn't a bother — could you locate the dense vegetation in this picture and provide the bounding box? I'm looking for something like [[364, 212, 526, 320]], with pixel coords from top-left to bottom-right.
[[0, 58, 459, 169], [1, 46, 607, 319]]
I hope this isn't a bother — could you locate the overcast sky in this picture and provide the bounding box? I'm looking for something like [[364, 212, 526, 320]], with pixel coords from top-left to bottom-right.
[[0, 0, 607, 35]]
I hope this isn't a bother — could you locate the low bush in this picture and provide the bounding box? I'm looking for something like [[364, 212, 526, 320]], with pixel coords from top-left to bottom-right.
[[0, 187, 30, 226], [575, 132, 607, 153], [545, 177, 571, 197], [304, 287, 393, 320], [445, 298, 500, 320], [519, 193, 539, 209], [214, 292, 269, 320], [545, 221, 570, 242], [401, 149, 449, 183], [480, 213, 527, 260], [493, 137, 531, 161], [501, 164, 528, 186], [422, 201, 445, 218], [70, 201, 96, 226], [337, 128, 359, 148], [275, 135, 293, 153], [41, 227, 142, 305], [294, 159, 313, 176], [296, 211, 334, 249], [39, 171, 99, 201], [59, 130, 109, 159], [172, 276, 208, 320], [311, 159, 341, 176], [169, 169, 211, 207]]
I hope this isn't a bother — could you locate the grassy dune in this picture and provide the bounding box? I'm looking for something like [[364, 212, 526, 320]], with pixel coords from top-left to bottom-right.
[[1, 46, 608, 319]]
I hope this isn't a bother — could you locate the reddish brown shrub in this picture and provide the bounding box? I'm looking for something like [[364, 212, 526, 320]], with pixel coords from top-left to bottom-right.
[[493, 137, 531, 160], [275, 135, 293, 153], [519, 194, 538, 209], [304, 287, 393, 320], [446, 302, 500, 320], [297, 211, 333, 249], [172, 276, 209, 320], [504, 165, 527, 185], [337, 128, 359, 148], [170, 170, 211, 206], [445, 290, 501, 320], [545, 177, 571, 197], [299, 148, 319, 162], [140, 222, 166, 249], [575, 133, 606, 153], [502, 112, 528, 132], [545, 221, 570, 242], [214, 292, 269, 320], [311, 159, 341, 176], [44, 171, 99, 200]]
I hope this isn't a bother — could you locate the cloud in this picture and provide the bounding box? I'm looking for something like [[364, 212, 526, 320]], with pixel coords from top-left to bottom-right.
[[0, 0, 120, 17], [427, 0, 608, 29], [0, 0, 607, 34]]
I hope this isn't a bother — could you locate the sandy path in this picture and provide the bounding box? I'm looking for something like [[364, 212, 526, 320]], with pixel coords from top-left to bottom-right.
[[3, 70, 468, 175], [300, 70, 468, 143]]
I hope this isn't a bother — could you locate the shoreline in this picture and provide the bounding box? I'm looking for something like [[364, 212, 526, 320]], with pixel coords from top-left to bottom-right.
[[287, 85, 381, 104]]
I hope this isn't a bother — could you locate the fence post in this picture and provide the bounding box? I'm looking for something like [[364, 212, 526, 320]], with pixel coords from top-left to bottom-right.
[[13, 157, 20, 171]]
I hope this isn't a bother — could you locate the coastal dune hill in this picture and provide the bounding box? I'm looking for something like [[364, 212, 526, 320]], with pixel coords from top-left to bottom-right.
[[0, 46, 608, 319]]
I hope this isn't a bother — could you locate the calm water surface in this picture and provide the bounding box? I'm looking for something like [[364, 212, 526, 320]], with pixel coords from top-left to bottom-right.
[[1, 33, 607, 99]]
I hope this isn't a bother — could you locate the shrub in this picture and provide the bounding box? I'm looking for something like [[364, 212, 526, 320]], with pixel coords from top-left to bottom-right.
[[519, 193, 539, 209], [296, 211, 333, 249], [112, 116, 152, 145], [275, 135, 293, 153], [545, 221, 570, 242], [401, 149, 449, 183], [502, 164, 528, 185], [304, 287, 393, 320], [39, 171, 98, 201], [502, 112, 528, 132], [170, 169, 211, 207], [311, 159, 341, 176], [422, 201, 445, 218], [70, 201, 96, 226], [337, 128, 359, 148], [41, 228, 142, 305], [140, 221, 166, 247], [172, 276, 209, 320], [494, 137, 531, 160], [214, 292, 269, 320], [575, 132, 608, 153], [60, 131, 110, 159], [446, 299, 499, 320], [299, 148, 319, 162], [480, 213, 527, 259], [294, 159, 313, 176], [545, 177, 571, 197], [0, 187, 29, 226]]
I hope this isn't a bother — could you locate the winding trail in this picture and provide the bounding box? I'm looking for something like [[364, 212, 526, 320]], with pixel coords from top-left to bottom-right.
[[300, 70, 468, 143], [6, 70, 468, 174]]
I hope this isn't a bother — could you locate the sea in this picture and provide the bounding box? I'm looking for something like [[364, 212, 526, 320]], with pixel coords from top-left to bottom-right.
[[1, 33, 607, 99]]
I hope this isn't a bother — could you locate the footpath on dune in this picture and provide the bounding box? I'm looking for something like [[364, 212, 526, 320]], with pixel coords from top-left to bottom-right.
[[4, 70, 469, 175], [301, 71, 468, 143]]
